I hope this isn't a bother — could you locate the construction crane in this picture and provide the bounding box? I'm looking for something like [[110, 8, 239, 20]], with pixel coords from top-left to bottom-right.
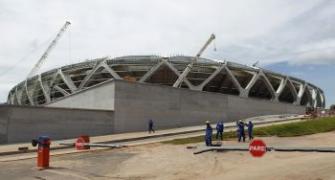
[[27, 21, 71, 78], [173, 33, 216, 88], [252, 60, 259, 67]]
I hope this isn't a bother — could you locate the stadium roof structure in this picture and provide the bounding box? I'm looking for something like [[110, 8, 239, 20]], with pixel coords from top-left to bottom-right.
[[7, 55, 325, 108]]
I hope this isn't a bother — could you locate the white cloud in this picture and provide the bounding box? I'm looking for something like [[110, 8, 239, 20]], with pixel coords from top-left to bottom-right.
[[0, 0, 333, 102], [292, 39, 335, 65]]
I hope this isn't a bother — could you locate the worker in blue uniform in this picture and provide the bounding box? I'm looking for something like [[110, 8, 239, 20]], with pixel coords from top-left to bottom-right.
[[238, 121, 246, 142], [247, 121, 254, 140], [205, 121, 213, 146], [216, 121, 224, 140], [148, 119, 155, 133], [237, 121, 241, 142]]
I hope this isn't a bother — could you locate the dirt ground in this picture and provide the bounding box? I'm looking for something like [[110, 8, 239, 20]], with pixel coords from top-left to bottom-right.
[[1, 131, 335, 180], [112, 131, 335, 180]]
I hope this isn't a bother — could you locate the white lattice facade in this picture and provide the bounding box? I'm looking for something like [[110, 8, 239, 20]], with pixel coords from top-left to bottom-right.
[[7, 56, 325, 108]]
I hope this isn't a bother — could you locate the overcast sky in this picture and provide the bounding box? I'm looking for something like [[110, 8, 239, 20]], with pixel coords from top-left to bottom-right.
[[0, 0, 334, 106]]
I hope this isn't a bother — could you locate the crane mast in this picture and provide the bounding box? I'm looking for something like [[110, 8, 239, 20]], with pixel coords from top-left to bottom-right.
[[173, 33, 216, 88], [27, 21, 71, 78]]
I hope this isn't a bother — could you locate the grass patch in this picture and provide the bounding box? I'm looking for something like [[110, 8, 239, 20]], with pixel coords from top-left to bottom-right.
[[162, 116, 335, 145]]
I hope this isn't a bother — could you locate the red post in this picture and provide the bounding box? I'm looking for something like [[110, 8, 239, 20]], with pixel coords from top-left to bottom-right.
[[32, 136, 51, 169]]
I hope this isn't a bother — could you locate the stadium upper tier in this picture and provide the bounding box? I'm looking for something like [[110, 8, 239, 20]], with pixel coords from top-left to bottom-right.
[[7, 55, 325, 108]]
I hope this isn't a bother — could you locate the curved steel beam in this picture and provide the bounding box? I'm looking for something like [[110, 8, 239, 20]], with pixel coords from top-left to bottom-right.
[[245, 70, 276, 100], [163, 60, 194, 89], [38, 75, 51, 104], [58, 69, 77, 92], [196, 63, 226, 91], [285, 78, 298, 104], [79, 59, 121, 89], [224, 66, 244, 96], [54, 85, 70, 96], [139, 59, 165, 83], [24, 80, 34, 105]]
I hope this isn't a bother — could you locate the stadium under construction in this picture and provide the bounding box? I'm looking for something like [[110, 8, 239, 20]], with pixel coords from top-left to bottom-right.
[[0, 23, 326, 144], [0, 55, 325, 144], [7, 55, 325, 108]]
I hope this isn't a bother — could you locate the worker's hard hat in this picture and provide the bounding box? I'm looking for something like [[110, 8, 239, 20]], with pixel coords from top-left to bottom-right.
[[206, 121, 210, 124]]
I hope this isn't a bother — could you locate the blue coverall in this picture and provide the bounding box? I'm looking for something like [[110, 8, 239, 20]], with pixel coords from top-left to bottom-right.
[[238, 122, 246, 142], [148, 119, 155, 133], [247, 121, 254, 140], [216, 121, 224, 140], [205, 124, 213, 146]]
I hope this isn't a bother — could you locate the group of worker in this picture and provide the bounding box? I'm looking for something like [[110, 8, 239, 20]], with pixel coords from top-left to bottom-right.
[[205, 120, 254, 146], [147, 119, 254, 146], [237, 120, 254, 142]]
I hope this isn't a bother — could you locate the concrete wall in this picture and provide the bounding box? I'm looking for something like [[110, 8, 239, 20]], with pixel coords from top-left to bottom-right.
[[48, 81, 115, 110], [0, 107, 8, 143], [1, 80, 306, 143], [226, 95, 303, 121], [46, 80, 305, 133], [0, 105, 114, 144], [113, 80, 305, 133]]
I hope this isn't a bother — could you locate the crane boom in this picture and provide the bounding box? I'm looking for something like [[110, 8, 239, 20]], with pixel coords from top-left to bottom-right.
[[173, 33, 216, 88], [27, 21, 71, 78], [195, 34, 216, 58]]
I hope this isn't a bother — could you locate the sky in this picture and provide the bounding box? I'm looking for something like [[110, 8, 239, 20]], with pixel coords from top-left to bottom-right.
[[0, 0, 334, 106]]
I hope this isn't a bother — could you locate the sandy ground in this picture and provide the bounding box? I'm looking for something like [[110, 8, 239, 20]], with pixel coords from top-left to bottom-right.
[[111, 132, 335, 180], [1, 131, 335, 180]]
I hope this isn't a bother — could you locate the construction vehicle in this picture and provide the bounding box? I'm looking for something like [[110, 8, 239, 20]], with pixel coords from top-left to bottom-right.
[[173, 33, 216, 88], [27, 21, 71, 78]]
